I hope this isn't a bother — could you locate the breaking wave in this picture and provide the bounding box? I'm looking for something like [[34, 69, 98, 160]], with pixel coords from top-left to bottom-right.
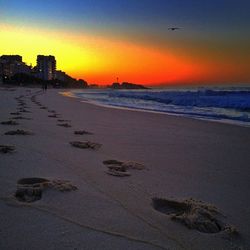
[[69, 87, 250, 126]]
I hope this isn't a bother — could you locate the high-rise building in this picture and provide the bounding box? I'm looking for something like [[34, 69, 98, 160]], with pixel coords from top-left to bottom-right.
[[0, 55, 31, 80], [36, 55, 56, 81], [0, 55, 22, 63]]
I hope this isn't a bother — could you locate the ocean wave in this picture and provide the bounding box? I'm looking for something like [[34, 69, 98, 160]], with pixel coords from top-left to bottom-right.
[[108, 89, 250, 111], [71, 87, 250, 126]]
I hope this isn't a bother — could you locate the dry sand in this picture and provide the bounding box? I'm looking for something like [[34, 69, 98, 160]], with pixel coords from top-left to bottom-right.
[[0, 86, 250, 250]]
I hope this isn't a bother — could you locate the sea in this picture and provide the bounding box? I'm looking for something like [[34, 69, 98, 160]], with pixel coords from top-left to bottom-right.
[[65, 86, 250, 127]]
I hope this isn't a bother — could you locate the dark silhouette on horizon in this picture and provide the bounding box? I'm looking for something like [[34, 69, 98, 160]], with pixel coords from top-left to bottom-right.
[[0, 54, 88, 89], [109, 82, 148, 90], [168, 27, 181, 31]]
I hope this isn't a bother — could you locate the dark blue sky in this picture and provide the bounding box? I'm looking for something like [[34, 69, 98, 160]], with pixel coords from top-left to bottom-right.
[[2, 0, 250, 31]]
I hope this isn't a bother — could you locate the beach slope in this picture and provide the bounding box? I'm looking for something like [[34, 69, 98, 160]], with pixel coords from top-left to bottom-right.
[[0, 87, 250, 249]]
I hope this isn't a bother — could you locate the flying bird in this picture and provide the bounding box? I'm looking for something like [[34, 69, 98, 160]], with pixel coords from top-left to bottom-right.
[[168, 27, 181, 31]]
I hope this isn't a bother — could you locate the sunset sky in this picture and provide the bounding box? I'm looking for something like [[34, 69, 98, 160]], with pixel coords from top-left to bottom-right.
[[1, 0, 250, 85]]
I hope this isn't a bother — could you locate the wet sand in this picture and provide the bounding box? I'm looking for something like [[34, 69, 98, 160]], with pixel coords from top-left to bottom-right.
[[0, 86, 250, 249]]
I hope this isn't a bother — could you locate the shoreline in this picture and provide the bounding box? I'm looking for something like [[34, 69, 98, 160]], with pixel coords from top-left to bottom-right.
[[60, 89, 250, 128], [1, 87, 250, 249]]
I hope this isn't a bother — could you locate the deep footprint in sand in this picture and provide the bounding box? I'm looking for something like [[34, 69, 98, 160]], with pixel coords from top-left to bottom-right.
[[1, 120, 19, 125], [103, 159, 144, 177], [15, 178, 46, 202], [15, 177, 77, 203], [152, 198, 238, 235], [70, 141, 102, 150], [0, 145, 16, 153], [5, 129, 34, 135]]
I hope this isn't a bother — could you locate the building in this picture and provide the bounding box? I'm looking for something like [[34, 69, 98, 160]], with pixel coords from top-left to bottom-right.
[[0, 55, 22, 63], [0, 55, 31, 81], [36, 55, 56, 81], [0, 54, 85, 87]]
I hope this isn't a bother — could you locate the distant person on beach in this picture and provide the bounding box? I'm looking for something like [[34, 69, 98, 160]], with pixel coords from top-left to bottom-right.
[[42, 82, 48, 92]]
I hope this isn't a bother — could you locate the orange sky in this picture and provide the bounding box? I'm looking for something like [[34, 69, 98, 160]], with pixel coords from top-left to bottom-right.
[[1, 23, 249, 86]]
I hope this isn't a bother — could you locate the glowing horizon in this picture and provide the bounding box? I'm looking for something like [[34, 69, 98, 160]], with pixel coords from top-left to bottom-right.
[[1, 1, 250, 86]]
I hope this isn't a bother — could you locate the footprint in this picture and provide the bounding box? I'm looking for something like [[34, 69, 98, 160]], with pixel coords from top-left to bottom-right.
[[121, 161, 145, 170], [48, 114, 59, 118], [48, 110, 56, 113], [106, 169, 131, 177], [10, 112, 21, 116], [15, 178, 49, 203], [15, 178, 77, 203], [18, 109, 31, 113], [103, 160, 123, 165], [103, 160, 144, 177], [12, 116, 32, 120], [152, 198, 190, 216], [57, 123, 72, 128], [70, 141, 102, 150], [18, 103, 27, 107], [152, 198, 237, 234], [1, 120, 19, 125], [0, 145, 16, 153], [18, 107, 29, 110], [74, 130, 93, 135], [40, 107, 47, 110], [5, 129, 34, 135], [57, 119, 70, 122], [103, 160, 131, 177], [103, 160, 145, 170]]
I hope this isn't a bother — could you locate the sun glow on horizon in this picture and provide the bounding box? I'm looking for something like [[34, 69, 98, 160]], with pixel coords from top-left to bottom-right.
[[1, 23, 249, 85]]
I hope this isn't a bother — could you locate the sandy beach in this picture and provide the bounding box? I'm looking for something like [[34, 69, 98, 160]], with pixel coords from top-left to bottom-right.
[[1, 86, 250, 250]]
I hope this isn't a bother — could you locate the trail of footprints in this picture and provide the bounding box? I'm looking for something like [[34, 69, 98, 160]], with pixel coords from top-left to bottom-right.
[[1, 93, 34, 154], [0, 89, 238, 237]]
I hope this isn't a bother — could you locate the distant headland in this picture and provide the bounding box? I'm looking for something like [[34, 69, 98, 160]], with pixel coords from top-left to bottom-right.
[[0, 55, 147, 89], [109, 82, 148, 90]]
